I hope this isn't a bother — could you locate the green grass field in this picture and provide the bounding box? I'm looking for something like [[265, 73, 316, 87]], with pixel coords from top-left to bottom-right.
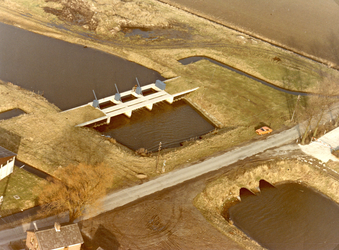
[[0, 166, 45, 217]]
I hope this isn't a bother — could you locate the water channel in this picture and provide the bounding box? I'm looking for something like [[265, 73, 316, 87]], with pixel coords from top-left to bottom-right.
[[0, 22, 215, 151], [179, 56, 307, 96], [0, 109, 25, 121], [228, 181, 339, 250]]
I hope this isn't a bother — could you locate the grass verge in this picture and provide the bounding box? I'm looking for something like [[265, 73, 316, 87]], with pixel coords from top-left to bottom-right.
[[0, 166, 45, 217]]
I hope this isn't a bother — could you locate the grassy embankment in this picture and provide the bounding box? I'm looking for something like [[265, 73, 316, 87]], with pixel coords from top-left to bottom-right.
[[194, 160, 339, 250], [0, 0, 338, 215]]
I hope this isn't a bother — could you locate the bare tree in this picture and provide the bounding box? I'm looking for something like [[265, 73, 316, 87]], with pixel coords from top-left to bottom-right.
[[300, 96, 315, 145], [312, 80, 339, 137], [38, 163, 114, 222], [300, 79, 339, 144]]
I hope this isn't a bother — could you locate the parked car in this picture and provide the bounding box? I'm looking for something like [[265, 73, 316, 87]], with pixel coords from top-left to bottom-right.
[[256, 126, 273, 135]]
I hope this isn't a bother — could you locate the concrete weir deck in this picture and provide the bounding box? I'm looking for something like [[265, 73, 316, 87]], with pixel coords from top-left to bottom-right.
[[74, 82, 199, 127]]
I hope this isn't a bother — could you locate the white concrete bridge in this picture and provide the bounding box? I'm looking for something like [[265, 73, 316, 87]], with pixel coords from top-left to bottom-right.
[[74, 80, 198, 127]]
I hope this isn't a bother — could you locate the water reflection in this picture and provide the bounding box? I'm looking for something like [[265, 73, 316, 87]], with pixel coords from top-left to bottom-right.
[[94, 100, 215, 152], [0, 109, 25, 121], [0, 22, 164, 110], [228, 182, 339, 250]]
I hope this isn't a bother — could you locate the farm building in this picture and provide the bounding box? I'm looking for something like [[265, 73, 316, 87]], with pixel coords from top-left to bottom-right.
[[26, 222, 84, 250], [0, 145, 16, 180]]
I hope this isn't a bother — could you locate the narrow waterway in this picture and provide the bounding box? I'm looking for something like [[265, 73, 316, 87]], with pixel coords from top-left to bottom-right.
[[179, 56, 307, 96], [228, 182, 339, 250], [164, 0, 339, 67], [0, 109, 25, 121]]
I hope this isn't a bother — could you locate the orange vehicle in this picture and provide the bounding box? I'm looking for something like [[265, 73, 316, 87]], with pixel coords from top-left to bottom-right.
[[256, 126, 273, 135]]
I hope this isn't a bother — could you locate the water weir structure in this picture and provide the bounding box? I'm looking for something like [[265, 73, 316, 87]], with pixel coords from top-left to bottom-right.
[[71, 80, 199, 127]]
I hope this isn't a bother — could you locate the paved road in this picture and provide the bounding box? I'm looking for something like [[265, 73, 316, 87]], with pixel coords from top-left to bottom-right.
[[0, 206, 40, 226], [2, 100, 339, 245], [4, 101, 339, 245], [93, 125, 301, 218], [0, 124, 302, 245]]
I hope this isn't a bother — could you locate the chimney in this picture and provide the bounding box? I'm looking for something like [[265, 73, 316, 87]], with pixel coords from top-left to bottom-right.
[[33, 221, 38, 231], [54, 222, 61, 232]]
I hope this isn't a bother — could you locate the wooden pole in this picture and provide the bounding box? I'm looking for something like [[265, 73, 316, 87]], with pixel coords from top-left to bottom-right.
[[291, 95, 300, 122], [155, 142, 162, 173]]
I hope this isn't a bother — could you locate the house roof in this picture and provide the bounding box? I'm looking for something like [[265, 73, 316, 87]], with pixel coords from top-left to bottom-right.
[[0, 146, 16, 166], [34, 223, 83, 250], [0, 146, 16, 159]]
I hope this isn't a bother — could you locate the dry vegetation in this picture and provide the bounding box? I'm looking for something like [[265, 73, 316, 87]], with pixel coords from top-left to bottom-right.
[[1, 0, 339, 217], [194, 159, 339, 249], [38, 163, 114, 222]]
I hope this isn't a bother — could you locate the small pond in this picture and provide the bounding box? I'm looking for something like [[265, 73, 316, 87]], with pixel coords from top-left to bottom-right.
[[0, 109, 25, 121], [227, 181, 339, 250], [94, 100, 215, 152]]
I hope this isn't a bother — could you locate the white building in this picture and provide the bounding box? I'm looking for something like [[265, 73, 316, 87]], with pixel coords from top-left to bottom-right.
[[0, 145, 16, 180]]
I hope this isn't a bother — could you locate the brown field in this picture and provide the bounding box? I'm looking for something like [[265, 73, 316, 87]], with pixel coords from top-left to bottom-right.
[[159, 0, 339, 68], [80, 173, 246, 250]]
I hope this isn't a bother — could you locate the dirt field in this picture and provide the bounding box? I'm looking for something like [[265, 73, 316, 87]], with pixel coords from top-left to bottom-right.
[[159, 0, 339, 68], [80, 174, 246, 250]]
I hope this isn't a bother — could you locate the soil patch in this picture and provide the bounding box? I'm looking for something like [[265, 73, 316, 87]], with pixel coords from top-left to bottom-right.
[[43, 0, 98, 30], [80, 168, 245, 250]]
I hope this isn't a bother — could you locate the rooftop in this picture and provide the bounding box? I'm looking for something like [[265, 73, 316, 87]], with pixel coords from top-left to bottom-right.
[[32, 223, 83, 250], [0, 145, 16, 159]]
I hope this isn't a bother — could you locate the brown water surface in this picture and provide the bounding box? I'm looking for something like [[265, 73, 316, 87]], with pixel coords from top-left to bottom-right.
[[0, 109, 25, 120], [228, 182, 339, 250], [0, 22, 164, 110], [95, 100, 215, 152], [0, 22, 216, 150]]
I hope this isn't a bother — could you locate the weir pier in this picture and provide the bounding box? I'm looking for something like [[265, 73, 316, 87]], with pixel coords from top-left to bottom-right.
[[70, 79, 199, 127]]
